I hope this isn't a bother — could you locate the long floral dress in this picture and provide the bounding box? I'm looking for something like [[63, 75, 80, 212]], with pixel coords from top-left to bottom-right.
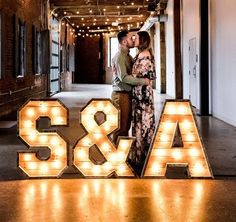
[[129, 55, 156, 170]]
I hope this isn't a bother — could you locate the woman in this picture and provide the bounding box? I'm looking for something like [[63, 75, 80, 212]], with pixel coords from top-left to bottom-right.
[[129, 31, 156, 175]]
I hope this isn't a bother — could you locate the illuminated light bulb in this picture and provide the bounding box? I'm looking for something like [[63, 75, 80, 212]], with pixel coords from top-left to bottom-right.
[[108, 153, 116, 162], [104, 104, 113, 113], [54, 148, 65, 156], [117, 164, 126, 174], [52, 161, 62, 169], [51, 107, 61, 115], [151, 163, 161, 173], [96, 101, 104, 110], [26, 108, 35, 117], [40, 163, 48, 173], [189, 148, 199, 157], [86, 106, 96, 114], [93, 165, 101, 174], [103, 162, 112, 171], [82, 114, 92, 122], [28, 162, 37, 170], [86, 121, 97, 131], [119, 140, 130, 151], [24, 154, 33, 161], [163, 122, 173, 131], [93, 133, 102, 140], [193, 163, 204, 174], [155, 149, 166, 156], [24, 120, 33, 128], [117, 151, 125, 161], [182, 120, 191, 129], [54, 117, 64, 124], [107, 115, 117, 125], [82, 137, 91, 146], [40, 104, 48, 113], [50, 137, 60, 146], [178, 105, 188, 114], [160, 134, 169, 142], [40, 135, 48, 143], [81, 162, 91, 169], [104, 124, 111, 131], [77, 149, 87, 159], [101, 142, 110, 152], [173, 150, 182, 160], [28, 131, 37, 141], [186, 134, 195, 141], [166, 105, 176, 114]]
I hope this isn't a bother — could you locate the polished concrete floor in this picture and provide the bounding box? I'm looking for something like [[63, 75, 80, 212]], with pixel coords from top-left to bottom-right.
[[1, 84, 236, 221], [1, 179, 236, 221]]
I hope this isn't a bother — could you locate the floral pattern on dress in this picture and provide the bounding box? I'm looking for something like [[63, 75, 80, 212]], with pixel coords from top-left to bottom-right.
[[129, 56, 156, 169], [132, 56, 156, 80]]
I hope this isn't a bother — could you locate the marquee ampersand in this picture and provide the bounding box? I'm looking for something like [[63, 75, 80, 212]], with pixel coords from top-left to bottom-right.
[[73, 99, 134, 177]]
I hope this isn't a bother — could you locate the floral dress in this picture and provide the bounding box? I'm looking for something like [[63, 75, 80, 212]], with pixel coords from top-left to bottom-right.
[[129, 55, 156, 170]]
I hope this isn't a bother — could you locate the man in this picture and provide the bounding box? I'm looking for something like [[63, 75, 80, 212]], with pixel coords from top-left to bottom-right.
[[111, 30, 150, 144]]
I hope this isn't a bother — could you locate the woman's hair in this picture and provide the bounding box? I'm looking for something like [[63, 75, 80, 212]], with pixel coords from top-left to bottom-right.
[[137, 31, 154, 58]]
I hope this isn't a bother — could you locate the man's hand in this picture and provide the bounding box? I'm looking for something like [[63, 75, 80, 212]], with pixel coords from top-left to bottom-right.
[[144, 78, 151, 85]]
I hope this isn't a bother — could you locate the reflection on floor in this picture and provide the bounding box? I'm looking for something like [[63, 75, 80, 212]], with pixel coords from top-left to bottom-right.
[[1, 179, 236, 221], [1, 84, 236, 221]]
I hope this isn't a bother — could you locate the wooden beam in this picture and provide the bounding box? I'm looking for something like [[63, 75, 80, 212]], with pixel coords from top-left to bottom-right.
[[174, 0, 183, 99]]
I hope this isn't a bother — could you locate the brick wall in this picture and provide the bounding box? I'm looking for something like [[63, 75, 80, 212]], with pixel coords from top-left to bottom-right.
[[0, 0, 48, 119]]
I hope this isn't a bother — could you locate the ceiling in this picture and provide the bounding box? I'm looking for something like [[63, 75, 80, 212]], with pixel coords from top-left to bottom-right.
[[49, 0, 168, 35]]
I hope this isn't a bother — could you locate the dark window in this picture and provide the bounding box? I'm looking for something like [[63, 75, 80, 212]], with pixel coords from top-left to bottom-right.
[[33, 26, 42, 75], [19, 21, 26, 77]]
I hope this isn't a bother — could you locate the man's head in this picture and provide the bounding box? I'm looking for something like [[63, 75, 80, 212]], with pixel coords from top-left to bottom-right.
[[117, 30, 135, 49]]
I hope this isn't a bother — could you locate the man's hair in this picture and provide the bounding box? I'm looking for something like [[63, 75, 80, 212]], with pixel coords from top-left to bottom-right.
[[117, 30, 128, 44]]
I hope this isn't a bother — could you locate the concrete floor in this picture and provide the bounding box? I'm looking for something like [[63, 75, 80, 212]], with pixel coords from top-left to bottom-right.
[[1, 84, 236, 221], [0, 179, 236, 222]]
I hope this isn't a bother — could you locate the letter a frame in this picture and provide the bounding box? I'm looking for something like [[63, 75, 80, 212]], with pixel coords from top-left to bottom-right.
[[142, 100, 213, 178]]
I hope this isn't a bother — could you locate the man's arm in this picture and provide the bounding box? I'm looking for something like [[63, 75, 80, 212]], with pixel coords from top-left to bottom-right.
[[116, 56, 149, 86]]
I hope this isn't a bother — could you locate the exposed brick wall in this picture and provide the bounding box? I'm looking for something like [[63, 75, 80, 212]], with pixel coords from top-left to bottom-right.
[[0, 0, 48, 119]]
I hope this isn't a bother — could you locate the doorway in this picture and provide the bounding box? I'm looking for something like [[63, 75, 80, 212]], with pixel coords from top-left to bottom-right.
[[74, 35, 103, 84]]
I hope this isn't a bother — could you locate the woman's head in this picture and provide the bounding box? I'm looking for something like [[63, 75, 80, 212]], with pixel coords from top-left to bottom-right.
[[134, 31, 151, 51]]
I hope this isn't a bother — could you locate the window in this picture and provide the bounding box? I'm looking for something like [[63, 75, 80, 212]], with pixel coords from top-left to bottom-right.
[[36, 31, 42, 74], [33, 26, 42, 75], [108, 37, 137, 67], [18, 21, 26, 77]]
